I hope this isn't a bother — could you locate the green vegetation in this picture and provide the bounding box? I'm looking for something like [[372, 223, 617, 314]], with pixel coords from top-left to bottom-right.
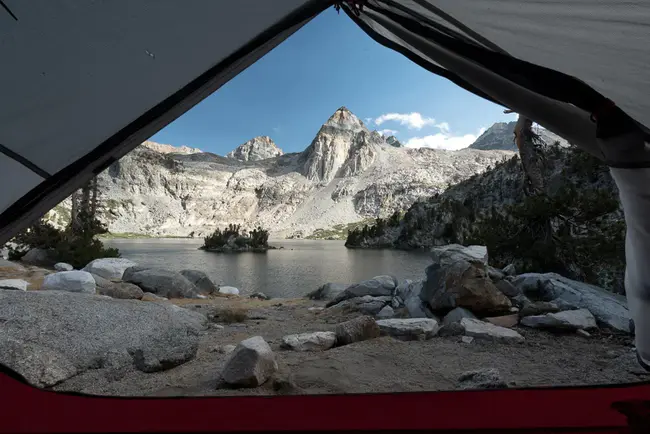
[[345, 211, 403, 247], [202, 224, 270, 252], [306, 218, 375, 240]]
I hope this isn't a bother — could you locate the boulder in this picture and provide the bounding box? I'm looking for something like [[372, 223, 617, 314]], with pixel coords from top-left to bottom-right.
[[511, 294, 532, 309], [218, 286, 240, 296], [521, 309, 597, 331], [0, 290, 206, 386], [83, 258, 137, 280], [0, 279, 29, 291], [421, 259, 511, 315], [376, 305, 395, 319], [179, 270, 218, 295], [391, 296, 404, 309], [222, 336, 278, 387], [495, 279, 520, 297], [458, 368, 507, 390], [442, 307, 477, 326], [42, 271, 96, 294], [250, 292, 270, 300], [326, 275, 398, 307], [519, 301, 560, 318], [281, 331, 337, 351], [335, 315, 380, 346], [124, 268, 199, 298], [438, 322, 466, 337], [97, 281, 144, 300], [461, 336, 474, 344], [0, 259, 25, 271], [431, 244, 488, 267], [141, 292, 168, 302], [54, 262, 74, 272], [460, 318, 524, 343], [487, 266, 505, 282], [502, 264, 516, 276], [218, 344, 236, 355], [404, 296, 431, 318], [485, 314, 519, 328], [396, 279, 423, 301], [514, 273, 630, 332], [376, 318, 439, 341], [21, 248, 55, 266], [307, 282, 349, 301]]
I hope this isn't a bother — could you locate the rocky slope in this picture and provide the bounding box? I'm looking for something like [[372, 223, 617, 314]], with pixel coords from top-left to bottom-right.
[[469, 122, 568, 151], [141, 140, 202, 155], [45, 108, 513, 239], [347, 142, 625, 293], [226, 136, 284, 162]]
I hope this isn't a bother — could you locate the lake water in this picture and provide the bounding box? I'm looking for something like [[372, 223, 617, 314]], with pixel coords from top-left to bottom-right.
[[103, 239, 433, 298]]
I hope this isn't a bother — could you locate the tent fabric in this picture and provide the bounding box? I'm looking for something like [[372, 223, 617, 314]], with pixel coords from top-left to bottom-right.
[[0, 0, 330, 245]]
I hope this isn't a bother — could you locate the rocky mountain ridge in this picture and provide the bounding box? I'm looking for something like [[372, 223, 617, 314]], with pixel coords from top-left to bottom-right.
[[226, 136, 284, 162], [469, 121, 568, 151], [46, 107, 514, 239]]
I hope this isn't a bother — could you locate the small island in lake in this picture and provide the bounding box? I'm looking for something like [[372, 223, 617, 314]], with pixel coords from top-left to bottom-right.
[[200, 224, 275, 253]]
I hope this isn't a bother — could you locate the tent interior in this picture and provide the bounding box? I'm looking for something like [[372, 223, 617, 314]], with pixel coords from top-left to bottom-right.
[[1, 0, 650, 431]]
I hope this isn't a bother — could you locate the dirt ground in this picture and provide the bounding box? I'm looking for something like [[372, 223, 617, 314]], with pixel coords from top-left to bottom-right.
[[51, 295, 649, 397]]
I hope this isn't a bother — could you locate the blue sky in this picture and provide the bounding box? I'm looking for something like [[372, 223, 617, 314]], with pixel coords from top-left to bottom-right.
[[151, 7, 516, 154]]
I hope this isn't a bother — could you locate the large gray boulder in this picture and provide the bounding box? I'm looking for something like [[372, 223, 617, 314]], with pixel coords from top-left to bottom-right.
[[123, 267, 200, 298], [180, 270, 218, 295], [405, 296, 431, 318], [307, 282, 349, 301], [431, 244, 488, 267], [54, 262, 74, 272], [376, 318, 439, 340], [83, 258, 137, 280], [421, 258, 511, 315], [42, 271, 96, 294], [512, 273, 630, 332], [0, 290, 206, 387], [0, 279, 29, 291], [98, 281, 144, 300], [20, 248, 55, 266], [521, 309, 597, 331], [442, 307, 477, 326], [281, 332, 337, 352], [326, 275, 398, 307], [222, 336, 278, 387]]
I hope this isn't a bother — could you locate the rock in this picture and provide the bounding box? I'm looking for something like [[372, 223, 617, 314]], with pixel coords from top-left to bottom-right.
[[438, 322, 466, 337], [502, 264, 516, 276], [404, 296, 431, 318], [358, 299, 387, 315], [395, 279, 423, 301], [376, 318, 439, 340], [521, 309, 597, 331], [458, 368, 507, 390], [495, 279, 520, 297], [513, 274, 630, 332], [334, 315, 380, 346], [487, 266, 505, 282], [218, 344, 236, 355], [519, 301, 560, 318], [391, 296, 404, 309], [511, 294, 532, 309], [0, 259, 25, 271], [421, 258, 511, 314], [54, 262, 74, 272], [124, 268, 199, 298], [21, 248, 55, 266], [218, 286, 240, 296], [180, 270, 218, 295], [141, 292, 168, 302], [308, 307, 324, 312], [326, 275, 397, 307], [0, 290, 206, 384], [461, 318, 524, 343], [222, 336, 278, 387], [485, 314, 519, 328], [461, 336, 474, 344], [42, 271, 96, 294], [97, 281, 144, 300], [442, 307, 477, 326], [272, 371, 298, 395], [511, 273, 544, 295], [376, 305, 395, 319], [431, 244, 488, 267], [577, 329, 591, 338], [83, 258, 137, 280], [250, 292, 270, 300], [281, 331, 337, 351], [0, 279, 29, 291], [307, 283, 348, 301]]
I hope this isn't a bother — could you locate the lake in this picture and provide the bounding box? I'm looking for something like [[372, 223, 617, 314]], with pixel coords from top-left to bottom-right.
[[103, 239, 433, 298]]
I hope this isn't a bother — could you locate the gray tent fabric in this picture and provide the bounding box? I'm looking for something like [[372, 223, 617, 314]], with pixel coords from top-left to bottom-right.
[[0, 0, 330, 244]]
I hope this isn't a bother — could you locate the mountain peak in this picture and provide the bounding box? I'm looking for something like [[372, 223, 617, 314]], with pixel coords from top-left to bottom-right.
[[141, 140, 202, 155], [323, 107, 366, 131], [226, 136, 284, 162]]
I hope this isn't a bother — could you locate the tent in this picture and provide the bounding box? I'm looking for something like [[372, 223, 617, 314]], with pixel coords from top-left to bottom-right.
[[1, 0, 649, 430]]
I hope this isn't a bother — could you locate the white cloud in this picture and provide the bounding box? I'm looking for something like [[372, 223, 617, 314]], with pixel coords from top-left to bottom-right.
[[405, 126, 488, 151], [378, 129, 398, 136], [374, 112, 436, 130], [364, 117, 373, 125], [272, 126, 281, 133]]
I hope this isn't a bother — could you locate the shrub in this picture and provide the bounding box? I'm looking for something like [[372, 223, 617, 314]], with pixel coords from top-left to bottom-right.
[[214, 306, 248, 323], [203, 224, 269, 250]]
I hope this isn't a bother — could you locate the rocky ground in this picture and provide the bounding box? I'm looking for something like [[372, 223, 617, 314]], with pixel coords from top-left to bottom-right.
[[0, 247, 646, 397]]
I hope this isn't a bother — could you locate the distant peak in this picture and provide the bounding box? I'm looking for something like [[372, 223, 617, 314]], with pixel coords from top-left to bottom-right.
[[324, 106, 365, 132], [141, 140, 202, 155], [226, 136, 283, 162]]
